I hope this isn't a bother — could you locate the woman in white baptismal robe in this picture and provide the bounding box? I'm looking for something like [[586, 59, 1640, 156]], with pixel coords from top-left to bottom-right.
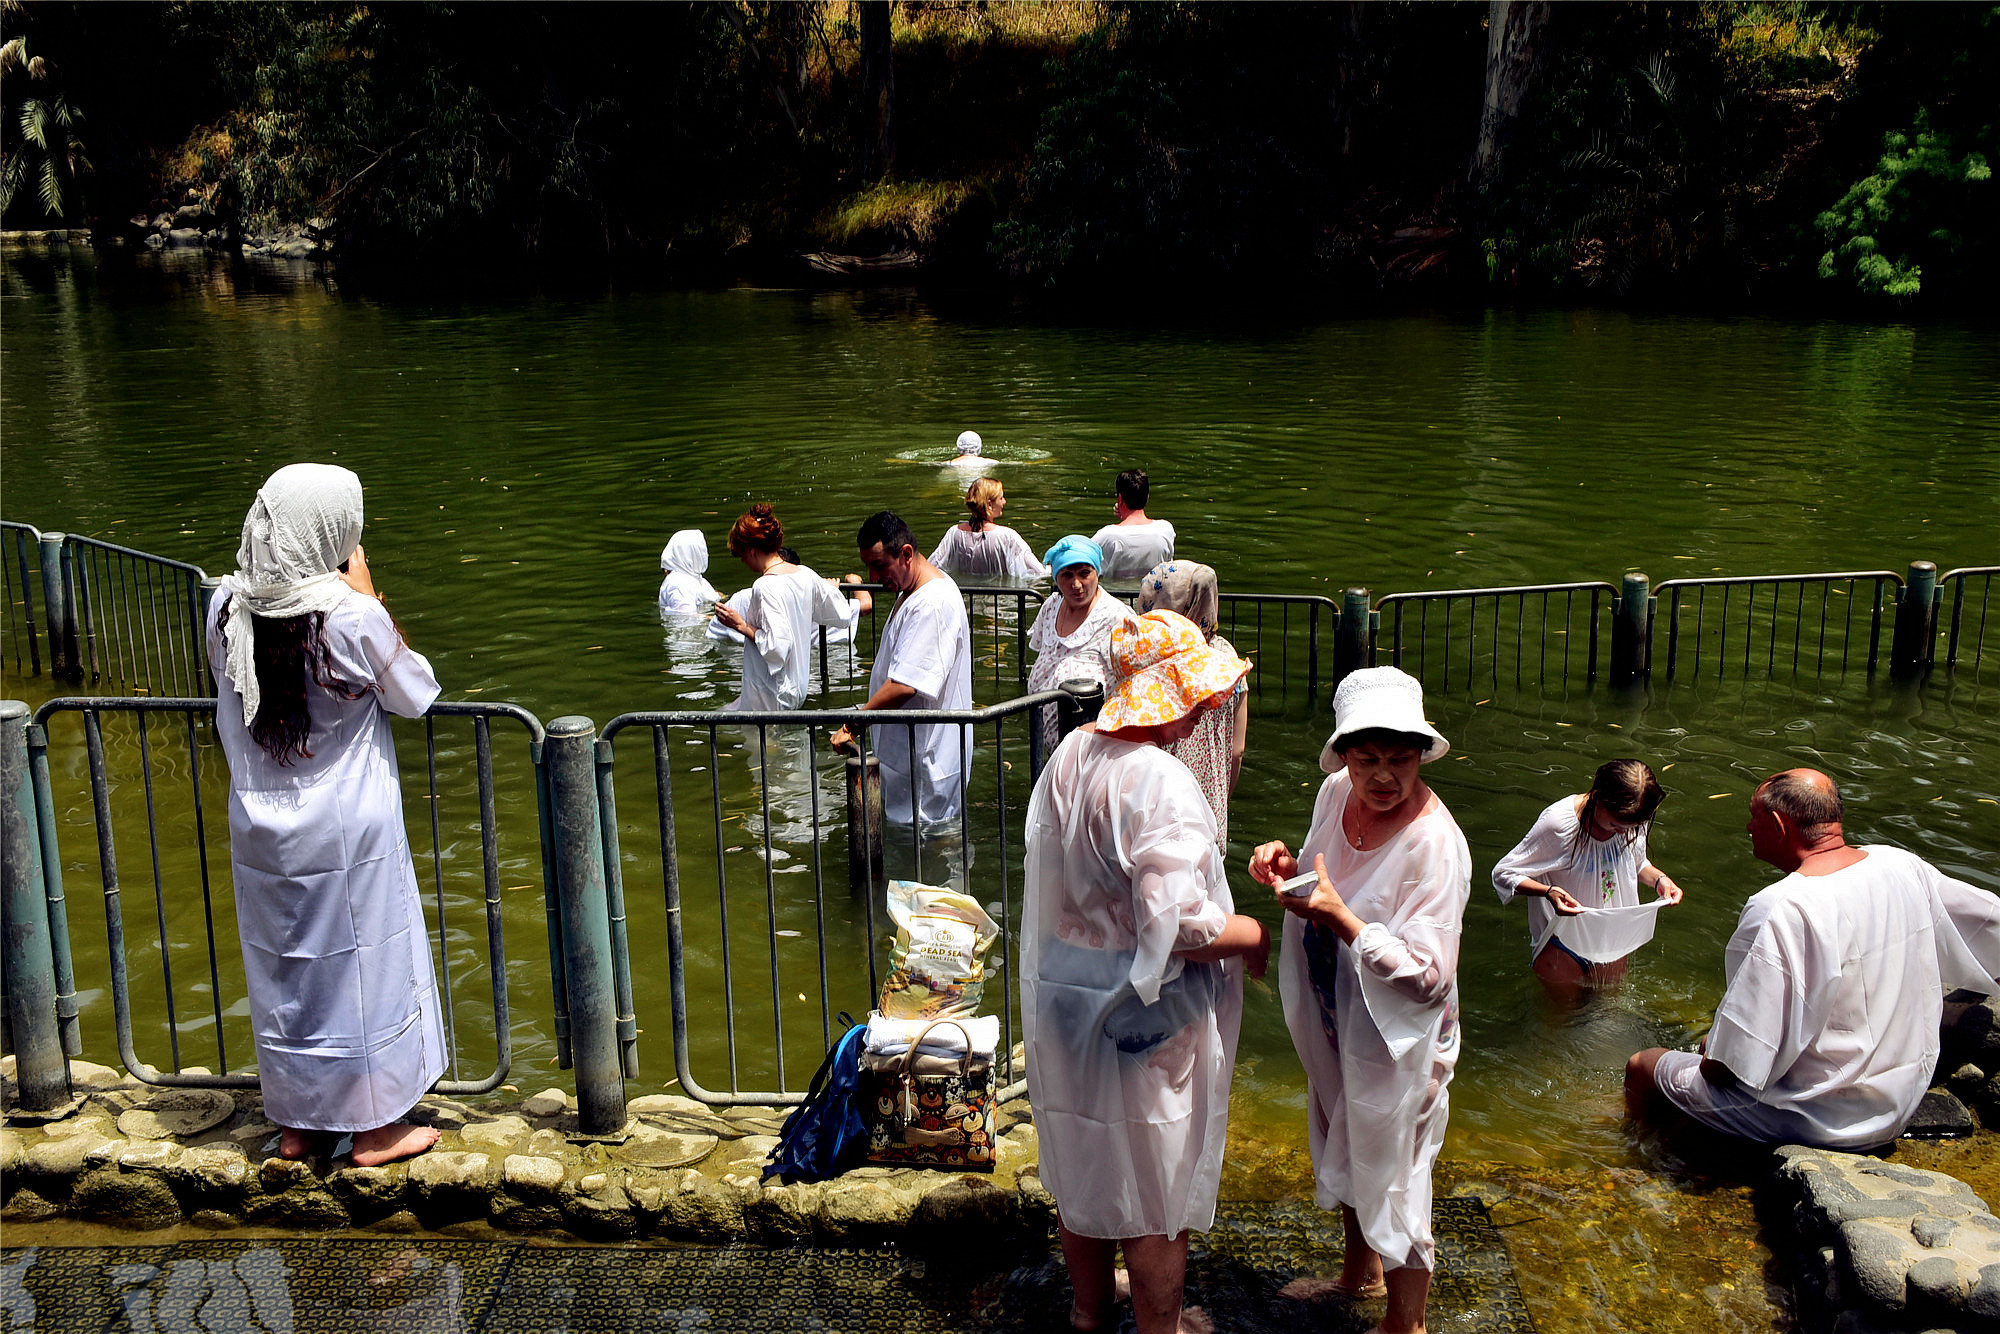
[[1250, 666, 1470, 1334], [207, 463, 444, 1167]]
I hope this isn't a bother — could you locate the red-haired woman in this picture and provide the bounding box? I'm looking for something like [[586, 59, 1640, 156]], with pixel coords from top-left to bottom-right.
[[712, 503, 864, 710]]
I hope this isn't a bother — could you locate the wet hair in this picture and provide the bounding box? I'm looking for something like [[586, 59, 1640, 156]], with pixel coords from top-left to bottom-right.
[[1757, 771, 1844, 841], [858, 510, 916, 556], [964, 478, 1004, 530], [727, 503, 784, 557], [223, 596, 367, 765], [777, 546, 801, 564], [1116, 469, 1150, 510], [1334, 727, 1432, 758], [1577, 759, 1666, 851]]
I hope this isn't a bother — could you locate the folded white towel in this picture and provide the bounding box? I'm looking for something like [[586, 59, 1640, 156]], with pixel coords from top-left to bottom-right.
[[863, 1012, 1000, 1057]]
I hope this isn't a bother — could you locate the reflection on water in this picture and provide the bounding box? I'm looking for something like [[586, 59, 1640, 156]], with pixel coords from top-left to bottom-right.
[[4, 249, 1996, 1333]]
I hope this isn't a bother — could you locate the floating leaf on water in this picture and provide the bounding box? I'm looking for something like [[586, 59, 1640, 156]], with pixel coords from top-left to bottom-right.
[[726, 845, 743, 852], [775, 929, 801, 937], [1709, 793, 1733, 799]]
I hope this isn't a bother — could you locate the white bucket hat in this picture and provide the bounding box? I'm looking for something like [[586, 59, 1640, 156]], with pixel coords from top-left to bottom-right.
[[955, 429, 984, 456], [1319, 666, 1450, 773]]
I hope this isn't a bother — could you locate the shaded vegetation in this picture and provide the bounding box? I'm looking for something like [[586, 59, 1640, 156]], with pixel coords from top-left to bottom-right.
[[0, 0, 1992, 308]]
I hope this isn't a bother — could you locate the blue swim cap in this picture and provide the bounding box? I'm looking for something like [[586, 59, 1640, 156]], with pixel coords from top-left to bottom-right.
[[1042, 535, 1103, 575]]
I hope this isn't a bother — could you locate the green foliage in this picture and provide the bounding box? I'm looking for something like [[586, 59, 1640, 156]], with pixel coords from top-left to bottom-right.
[[1814, 113, 1992, 298], [0, 34, 91, 224]]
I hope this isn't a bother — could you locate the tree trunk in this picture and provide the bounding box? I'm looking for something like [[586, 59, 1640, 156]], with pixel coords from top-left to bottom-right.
[[859, 0, 895, 183], [1471, 0, 1550, 188]]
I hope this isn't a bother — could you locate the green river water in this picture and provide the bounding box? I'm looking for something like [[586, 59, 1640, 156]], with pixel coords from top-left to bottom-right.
[[4, 248, 1998, 1331]]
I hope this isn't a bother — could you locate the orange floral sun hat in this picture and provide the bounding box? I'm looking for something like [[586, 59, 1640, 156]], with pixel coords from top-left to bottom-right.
[[1097, 610, 1252, 732]]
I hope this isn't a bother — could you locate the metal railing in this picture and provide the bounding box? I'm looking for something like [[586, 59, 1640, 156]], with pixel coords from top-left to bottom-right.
[[592, 690, 1077, 1109], [13, 696, 545, 1097], [1374, 581, 1618, 689], [1649, 570, 1903, 680], [65, 535, 212, 697], [1937, 566, 1998, 674], [2, 521, 45, 681]]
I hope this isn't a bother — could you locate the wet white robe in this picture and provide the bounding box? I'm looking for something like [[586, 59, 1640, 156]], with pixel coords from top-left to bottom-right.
[[658, 530, 722, 617], [928, 524, 1045, 580], [1659, 846, 2000, 1149], [1091, 520, 1177, 581], [867, 575, 972, 827], [206, 590, 445, 1132], [724, 566, 858, 711], [1023, 730, 1241, 1240], [1492, 796, 1659, 964], [1279, 772, 1471, 1272]]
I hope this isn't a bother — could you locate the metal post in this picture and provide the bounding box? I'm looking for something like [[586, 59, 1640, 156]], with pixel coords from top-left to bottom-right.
[[197, 576, 223, 690], [1058, 679, 1104, 737], [593, 741, 640, 1079], [37, 534, 78, 683], [1891, 561, 1938, 679], [1333, 587, 1370, 689], [845, 753, 884, 892], [1, 701, 71, 1112], [544, 716, 627, 1138], [1612, 572, 1650, 684]]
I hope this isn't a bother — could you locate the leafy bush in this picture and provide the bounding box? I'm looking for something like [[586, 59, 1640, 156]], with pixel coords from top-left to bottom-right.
[[1815, 113, 1992, 297]]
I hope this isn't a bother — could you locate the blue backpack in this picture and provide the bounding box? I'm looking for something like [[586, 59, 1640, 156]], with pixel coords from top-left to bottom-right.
[[763, 1013, 870, 1183]]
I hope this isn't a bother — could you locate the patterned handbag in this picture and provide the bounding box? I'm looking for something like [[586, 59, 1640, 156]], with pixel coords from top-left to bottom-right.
[[860, 1018, 997, 1171]]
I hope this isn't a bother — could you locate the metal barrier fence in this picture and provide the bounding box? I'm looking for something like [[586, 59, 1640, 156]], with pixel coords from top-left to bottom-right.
[[1649, 570, 1902, 680], [1939, 567, 1998, 675], [0, 523, 218, 698], [593, 690, 1079, 1111], [7, 696, 545, 1101], [2, 521, 45, 681], [1373, 581, 1618, 689]]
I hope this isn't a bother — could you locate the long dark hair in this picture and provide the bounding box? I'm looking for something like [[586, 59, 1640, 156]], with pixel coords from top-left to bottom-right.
[[1575, 758, 1666, 853], [224, 595, 367, 764]]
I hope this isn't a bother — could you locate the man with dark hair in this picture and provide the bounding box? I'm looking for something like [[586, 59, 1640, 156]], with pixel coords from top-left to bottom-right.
[[833, 510, 972, 826], [1625, 768, 1999, 1148], [1091, 468, 1177, 581]]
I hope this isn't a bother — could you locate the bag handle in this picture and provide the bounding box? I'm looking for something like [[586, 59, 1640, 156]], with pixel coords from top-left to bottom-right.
[[900, 1019, 977, 1080]]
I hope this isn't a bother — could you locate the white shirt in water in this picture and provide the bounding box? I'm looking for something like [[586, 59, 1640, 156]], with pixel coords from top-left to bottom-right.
[[723, 565, 861, 712], [1022, 729, 1239, 1241], [1278, 771, 1471, 1273], [866, 574, 972, 826], [1673, 846, 2000, 1149], [205, 589, 447, 1133], [658, 568, 722, 617], [1492, 796, 1662, 964], [1090, 519, 1177, 581], [927, 523, 1046, 580]]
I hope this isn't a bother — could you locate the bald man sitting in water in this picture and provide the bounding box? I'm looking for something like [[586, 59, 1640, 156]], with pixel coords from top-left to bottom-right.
[[1626, 769, 2000, 1150]]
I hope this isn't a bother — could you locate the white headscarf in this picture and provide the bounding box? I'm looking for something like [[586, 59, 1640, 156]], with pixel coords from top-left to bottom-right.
[[661, 529, 711, 576], [955, 430, 983, 456], [219, 463, 364, 727]]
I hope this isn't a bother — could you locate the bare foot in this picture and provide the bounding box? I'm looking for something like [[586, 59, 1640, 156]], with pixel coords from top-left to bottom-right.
[[1112, 1268, 1131, 1304], [1179, 1307, 1214, 1334], [349, 1123, 439, 1167], [1278, 1275, 1389, 1301], [277, 1127, 324, 1160]]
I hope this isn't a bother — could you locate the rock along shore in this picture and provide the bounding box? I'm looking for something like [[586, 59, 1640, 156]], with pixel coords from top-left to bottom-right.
[[1, 1058, 1050, 1250]]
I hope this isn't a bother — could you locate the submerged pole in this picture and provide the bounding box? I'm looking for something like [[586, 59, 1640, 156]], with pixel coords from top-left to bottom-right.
[[1333, 587, 1371, 690], [1, 701, 71, 1112], [1891, 561, 1938, 679], [1612, 572, 1651, 685], [846, 752, 884, 892], [544, 716, 627, 1138], [37, 534, 78, 683]]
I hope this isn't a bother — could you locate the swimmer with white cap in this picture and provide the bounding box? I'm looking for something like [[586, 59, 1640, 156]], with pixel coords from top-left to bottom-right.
[[948, 429, 990, 468]]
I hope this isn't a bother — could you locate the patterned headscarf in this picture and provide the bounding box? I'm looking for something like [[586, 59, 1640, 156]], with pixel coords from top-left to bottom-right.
[[1135, 561, 1219, 640], [1096, 610, 1251, 732]]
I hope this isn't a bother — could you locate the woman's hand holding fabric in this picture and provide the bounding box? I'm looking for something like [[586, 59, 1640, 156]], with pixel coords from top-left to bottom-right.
[[1546, 886, 1585, 916], [1654, 875, 1684, 905], [713, 600, 754, 639]]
